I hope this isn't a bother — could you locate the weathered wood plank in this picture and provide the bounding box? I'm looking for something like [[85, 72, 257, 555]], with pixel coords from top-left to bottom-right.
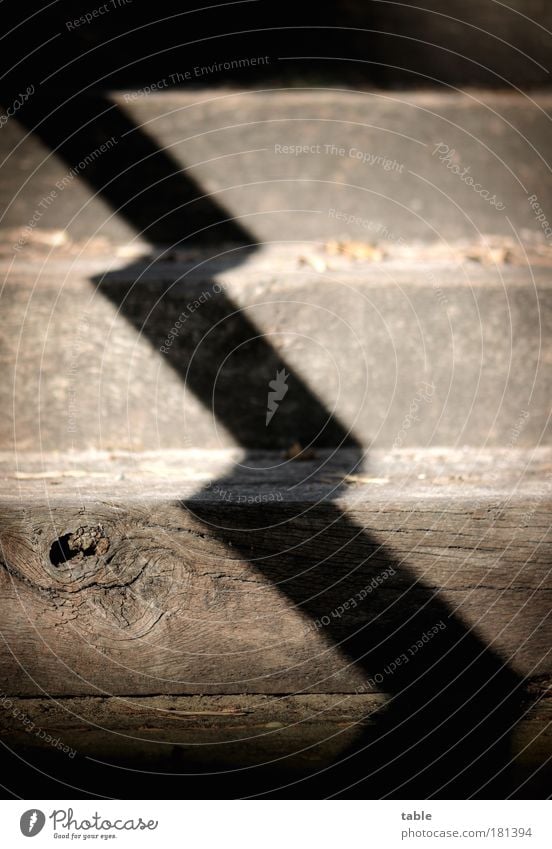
[[0, 694, 384, 763], [0, 691, 549, 799], [0, 449, 550, 697], [0, 690, 547, 761], [1, 255, 550, 450], [3, 91, 552, 244]]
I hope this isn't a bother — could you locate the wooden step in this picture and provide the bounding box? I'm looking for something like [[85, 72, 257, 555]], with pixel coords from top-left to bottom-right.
[[0, 691, 550, 799], [1, 447, 550, 796], [1, 252, 550, 450], [1, 448, 550, 696], [3, 90, 552, 246], [2, 83, 551, 799]]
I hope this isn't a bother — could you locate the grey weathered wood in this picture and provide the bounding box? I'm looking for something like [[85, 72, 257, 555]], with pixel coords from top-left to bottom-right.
[[1, 253, 550, 451], [0, 449, 550, 697], [2, 91, 552, 244]]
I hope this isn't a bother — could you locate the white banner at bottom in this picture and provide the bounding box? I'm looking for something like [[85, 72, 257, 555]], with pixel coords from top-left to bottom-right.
[[2, 800, 549, 848]]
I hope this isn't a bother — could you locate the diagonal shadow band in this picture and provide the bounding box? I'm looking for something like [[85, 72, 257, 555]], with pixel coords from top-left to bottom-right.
[[15, 93, 525, 797], [15, 94, 255, 247], [186, 490, 524, 798]]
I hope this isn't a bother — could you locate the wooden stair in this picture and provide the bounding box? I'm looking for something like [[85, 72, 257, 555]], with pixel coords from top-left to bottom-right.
[[0, 88, 550, 798]]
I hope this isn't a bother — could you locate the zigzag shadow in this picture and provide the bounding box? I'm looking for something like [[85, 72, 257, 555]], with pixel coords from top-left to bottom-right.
[[17, 93, 525, 798], [96, 265, 523, 798]]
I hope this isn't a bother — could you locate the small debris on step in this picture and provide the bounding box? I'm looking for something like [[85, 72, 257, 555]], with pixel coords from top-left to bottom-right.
[[325, 239, 385, 261]]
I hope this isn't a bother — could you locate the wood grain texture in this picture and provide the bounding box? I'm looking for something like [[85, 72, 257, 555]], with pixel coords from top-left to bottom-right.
[[3, 91, 552, 244], [0, 691, 549, 799], [0, 448, 549, 798], [1, 254, 550, 451], [0, 449, 550, 697], [0, 690, 547, 762]]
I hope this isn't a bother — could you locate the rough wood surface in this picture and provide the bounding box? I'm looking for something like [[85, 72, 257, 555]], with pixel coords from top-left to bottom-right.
[[0, 694, 385, 762], [0, 691, 549, 799], [3, 91, 552, 244], [1, 449, 549, 797], [0, 690, 548, 761], [0, 449, 550, 697], [1, 254, 550, 451]]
